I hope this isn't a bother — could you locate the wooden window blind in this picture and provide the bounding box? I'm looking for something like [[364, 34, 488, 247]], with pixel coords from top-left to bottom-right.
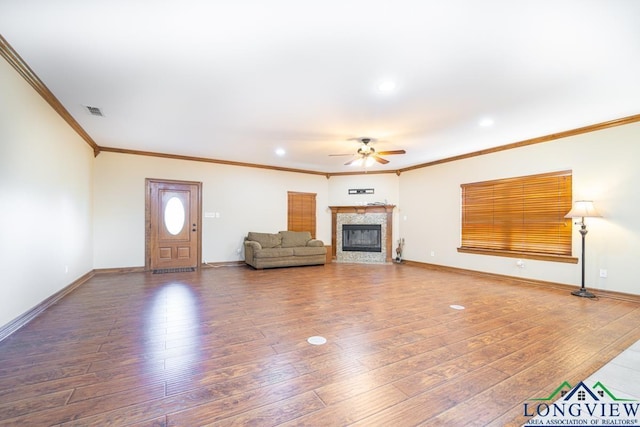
[[459, 170, 574, 261], [287, 191, 317, 239]]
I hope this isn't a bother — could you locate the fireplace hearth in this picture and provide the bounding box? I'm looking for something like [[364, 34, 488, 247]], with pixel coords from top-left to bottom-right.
[[342, 224, 382, 252]]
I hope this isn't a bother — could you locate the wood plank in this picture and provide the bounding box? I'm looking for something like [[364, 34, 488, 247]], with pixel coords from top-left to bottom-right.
[[201, 390, 325, 426], [279, 383, 407, 426], [0, 264, 638, 426]]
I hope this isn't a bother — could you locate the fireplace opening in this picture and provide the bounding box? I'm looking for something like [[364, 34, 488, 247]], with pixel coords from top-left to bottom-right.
[[342, 224, 382, 252]]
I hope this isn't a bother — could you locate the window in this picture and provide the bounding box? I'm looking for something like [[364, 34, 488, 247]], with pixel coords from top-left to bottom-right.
[[287, 191, 317, 239], [458, 170, 577, 263], [164, 196, 186, 235]]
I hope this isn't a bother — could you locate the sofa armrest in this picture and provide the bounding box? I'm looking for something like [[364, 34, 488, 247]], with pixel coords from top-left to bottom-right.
[[244, 240, 262, 264], [245, 240, 262, 250], [306, 239, 324, 247]]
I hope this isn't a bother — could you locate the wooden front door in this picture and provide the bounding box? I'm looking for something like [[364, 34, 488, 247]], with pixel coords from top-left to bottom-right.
[[146, 179, 202, 272]]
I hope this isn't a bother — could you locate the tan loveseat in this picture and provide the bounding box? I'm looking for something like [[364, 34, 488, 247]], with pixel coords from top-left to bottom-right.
[[244, 231, 327, 269]]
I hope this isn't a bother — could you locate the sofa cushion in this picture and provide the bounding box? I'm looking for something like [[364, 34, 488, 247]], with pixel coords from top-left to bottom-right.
[[253, 248, 294, 258], [279, 231, 312, 248], [292, 246, 326, 256], [247, 232, 282, 248]]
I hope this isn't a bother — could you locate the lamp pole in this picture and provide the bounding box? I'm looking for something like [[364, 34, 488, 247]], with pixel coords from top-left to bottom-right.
[[572, 219, 595, 298], [565, 200, 600, 298]]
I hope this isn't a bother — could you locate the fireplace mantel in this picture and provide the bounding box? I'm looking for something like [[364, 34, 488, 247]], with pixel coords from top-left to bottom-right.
[[329, 205, 395, 262]]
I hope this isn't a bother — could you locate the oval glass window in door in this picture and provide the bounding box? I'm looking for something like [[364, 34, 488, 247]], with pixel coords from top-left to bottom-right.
[[164, 196, 186, 235]]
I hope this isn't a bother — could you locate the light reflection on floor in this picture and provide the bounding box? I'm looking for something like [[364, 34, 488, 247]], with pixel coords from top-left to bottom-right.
[[145, 282, 201, 381]]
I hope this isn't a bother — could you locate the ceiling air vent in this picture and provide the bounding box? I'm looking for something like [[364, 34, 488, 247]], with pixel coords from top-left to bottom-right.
[[84, 105, 104, 117]]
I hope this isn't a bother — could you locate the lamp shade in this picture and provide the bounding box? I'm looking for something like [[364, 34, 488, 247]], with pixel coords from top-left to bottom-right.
[[565, 200, 601, 218]]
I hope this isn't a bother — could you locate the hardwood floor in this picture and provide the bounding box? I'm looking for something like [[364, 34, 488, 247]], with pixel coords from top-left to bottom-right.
[[1, 263, 639, 426]]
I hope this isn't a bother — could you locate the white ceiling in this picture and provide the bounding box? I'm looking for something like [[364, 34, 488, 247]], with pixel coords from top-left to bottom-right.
[[2, 0, 639, 173]]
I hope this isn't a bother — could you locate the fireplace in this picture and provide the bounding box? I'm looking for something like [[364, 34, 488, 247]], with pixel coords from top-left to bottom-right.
[[342, 224, 382, 252], [329, 205, 395, 263]]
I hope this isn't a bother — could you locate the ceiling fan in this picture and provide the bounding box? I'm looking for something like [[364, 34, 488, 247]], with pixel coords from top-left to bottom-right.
[[330, 138, 406, 166]]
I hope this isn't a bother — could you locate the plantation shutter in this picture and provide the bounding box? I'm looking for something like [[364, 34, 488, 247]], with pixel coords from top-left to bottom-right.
[[460, 170, 572, 257]]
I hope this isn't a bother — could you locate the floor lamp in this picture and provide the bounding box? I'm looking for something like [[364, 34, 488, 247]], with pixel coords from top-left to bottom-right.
[[565, 200, 601, 298]]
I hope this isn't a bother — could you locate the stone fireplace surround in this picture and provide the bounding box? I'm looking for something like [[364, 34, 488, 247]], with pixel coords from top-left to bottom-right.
[[329, 205, 395, 264]]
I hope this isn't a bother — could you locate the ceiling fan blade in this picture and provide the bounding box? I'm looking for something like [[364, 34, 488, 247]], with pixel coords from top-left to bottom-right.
[[329, 153, 354, 156], [376, 150, 406, 155], [373, 155, 389, 164], [344, 157, 361, 165]]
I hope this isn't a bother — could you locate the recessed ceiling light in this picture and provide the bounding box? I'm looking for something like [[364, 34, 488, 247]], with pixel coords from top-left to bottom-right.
[[275, 148, 286, 156], [478, 117, 494, 127], [377, 80, 396, 93]]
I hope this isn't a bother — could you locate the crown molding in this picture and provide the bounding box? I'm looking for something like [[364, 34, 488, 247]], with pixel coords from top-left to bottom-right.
[[398, 114, 640, 174], [99, 146, 331, 177], [3, 34, 639, 176], [0, 34, 101, 156]]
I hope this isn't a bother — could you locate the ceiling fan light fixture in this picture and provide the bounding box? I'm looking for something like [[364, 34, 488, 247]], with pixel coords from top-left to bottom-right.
[[352, 156, 375, 168], [337, 136, 405, 166]]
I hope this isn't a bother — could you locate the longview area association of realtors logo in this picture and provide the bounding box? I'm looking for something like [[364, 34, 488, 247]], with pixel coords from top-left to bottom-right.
[[523, 381, 639, 426]]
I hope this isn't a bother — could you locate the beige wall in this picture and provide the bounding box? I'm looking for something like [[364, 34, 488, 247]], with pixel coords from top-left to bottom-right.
[[328, 174, 400, 207], [0, 58, 94, 327], [93, 156, 403, 268], [94, 158, 407, 268], [399, 122, 640, 295], [93, 153, 331, 268]]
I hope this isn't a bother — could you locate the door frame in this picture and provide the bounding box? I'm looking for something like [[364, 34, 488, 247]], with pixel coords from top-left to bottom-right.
[[145, 178, 203, 272]]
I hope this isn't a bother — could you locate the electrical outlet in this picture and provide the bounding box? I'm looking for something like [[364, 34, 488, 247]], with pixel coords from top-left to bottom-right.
[[430, 251, 435, 257], [599, 269, 608, 278]]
